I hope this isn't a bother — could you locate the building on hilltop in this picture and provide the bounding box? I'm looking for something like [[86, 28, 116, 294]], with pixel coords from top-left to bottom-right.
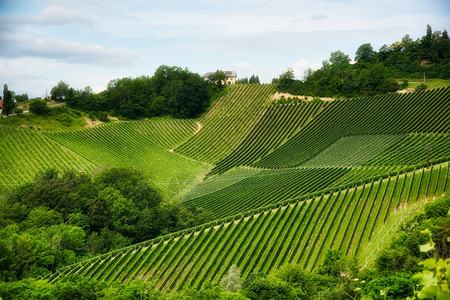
[[203, 71, 237, 85], [224, 71, 237, 85]]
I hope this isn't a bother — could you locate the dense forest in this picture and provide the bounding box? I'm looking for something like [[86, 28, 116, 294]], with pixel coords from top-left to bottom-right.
[[275, 25, 449, 97]]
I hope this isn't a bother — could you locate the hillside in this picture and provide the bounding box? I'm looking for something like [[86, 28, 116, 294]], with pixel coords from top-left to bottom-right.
[[49, 162, 449, 290], [0, 84, 449, 296]]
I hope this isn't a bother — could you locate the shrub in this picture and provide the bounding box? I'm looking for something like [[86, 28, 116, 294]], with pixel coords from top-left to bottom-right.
[[415, 83, 427, 92], [96, 111, 109, 122], [29, 99, 51, 115]]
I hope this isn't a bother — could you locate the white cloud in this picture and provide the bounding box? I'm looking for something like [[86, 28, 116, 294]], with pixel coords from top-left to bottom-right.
[[0, 32, 137, 67], [30, 6, 96, 26], [292, 59, 322, 80]]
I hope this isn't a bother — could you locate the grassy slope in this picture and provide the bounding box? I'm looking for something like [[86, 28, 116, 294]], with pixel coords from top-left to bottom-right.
[[0, 106, 91, 131]]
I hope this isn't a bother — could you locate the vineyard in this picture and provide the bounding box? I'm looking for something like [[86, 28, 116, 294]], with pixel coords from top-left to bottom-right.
[[1, 84, 449, 293], [0, 125, 97, 186], [254, 87, 449, 167], [49, 162, 449, 291], [45, 121, 208, 198], [175, 84, 276, 163]]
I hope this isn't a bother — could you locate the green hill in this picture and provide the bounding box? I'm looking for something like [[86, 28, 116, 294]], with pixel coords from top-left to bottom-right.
[[254, 87, 449, 168], [45, 120, 208, 198], [49, 162, 448, 290], [1, 84, 449, 294]]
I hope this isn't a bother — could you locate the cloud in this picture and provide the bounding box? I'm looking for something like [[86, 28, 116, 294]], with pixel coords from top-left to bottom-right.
[[30, 6, 96, 26], [292, 59, 322, 79], [309, 14, 328, 21], [0, 32, 137, 67]]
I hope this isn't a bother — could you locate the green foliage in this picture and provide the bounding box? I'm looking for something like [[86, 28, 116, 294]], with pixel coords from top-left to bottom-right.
[[2, 84, 15, 116], [29, 99, 51, 115], [66, 65, 214, 120], [409, 229, 450, 300], [365, 273, 417, 299], [0, 166, 209, 280], [275, 26, 449, 97], [50, 81, 71, 101], [415, 83, 427, 92], [243, 277, 296, 300]]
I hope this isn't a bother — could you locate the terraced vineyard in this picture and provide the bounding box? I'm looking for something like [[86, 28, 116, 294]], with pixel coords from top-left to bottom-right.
[[49, 162, 449, 291], [175, 84, 276, 163], [254, 87, 449, 168], [0, 125, 97, 185], [45, 121, 208, 198]]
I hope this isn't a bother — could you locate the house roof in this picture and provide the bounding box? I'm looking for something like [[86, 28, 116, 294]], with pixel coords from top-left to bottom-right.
[[0, 99, 3, 108], [224, 71, 237, 77], [203, 71, 237, 78]]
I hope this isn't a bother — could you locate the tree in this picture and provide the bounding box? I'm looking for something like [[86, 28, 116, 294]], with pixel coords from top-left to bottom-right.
[[220, 264, 242, 292], [14, 93, 28, 103], [29, 99, 51, 115], [329, 50, 351, 68], [2, 84, 15, 116], [355, 43, 375, 64], [50, 81, 70, 101], [249, 75, 260, 84]]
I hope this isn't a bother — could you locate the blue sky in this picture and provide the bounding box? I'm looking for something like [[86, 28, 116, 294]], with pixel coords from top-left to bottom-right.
[[1, 0, 449, 97]]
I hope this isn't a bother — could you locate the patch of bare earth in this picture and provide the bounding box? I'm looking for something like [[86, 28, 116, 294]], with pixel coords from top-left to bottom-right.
[[272, 92, 335, 102], [84, 117, 102, 127]]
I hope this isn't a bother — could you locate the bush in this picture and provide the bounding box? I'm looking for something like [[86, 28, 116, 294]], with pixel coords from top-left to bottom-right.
[[29, 99, 51, 115], [88, 111, 96, 121], [14, 108, 24, 115], [415, 83, 427, 92], [96, 111, 109, 122]]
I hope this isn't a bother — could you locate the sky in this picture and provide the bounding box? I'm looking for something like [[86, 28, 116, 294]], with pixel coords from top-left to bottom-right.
[[0, 0, 449, 98]]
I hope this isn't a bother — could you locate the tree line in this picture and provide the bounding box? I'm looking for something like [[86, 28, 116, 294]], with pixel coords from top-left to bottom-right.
[[51, 65, 219, 120], [274, 25, 449, 98]]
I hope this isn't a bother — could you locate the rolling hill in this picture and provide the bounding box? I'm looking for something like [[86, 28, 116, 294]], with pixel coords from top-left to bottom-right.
[[0, 84, 448, 292]]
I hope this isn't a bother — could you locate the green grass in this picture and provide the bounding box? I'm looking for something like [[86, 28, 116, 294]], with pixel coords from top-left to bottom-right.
[[0, 106, 91, 131], [404, 78, 450, 89]]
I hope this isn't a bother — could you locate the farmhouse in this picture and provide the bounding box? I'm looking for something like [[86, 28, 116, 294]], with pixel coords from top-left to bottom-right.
[[0, 99, 3, 114], [203, 71, 237, 85]]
